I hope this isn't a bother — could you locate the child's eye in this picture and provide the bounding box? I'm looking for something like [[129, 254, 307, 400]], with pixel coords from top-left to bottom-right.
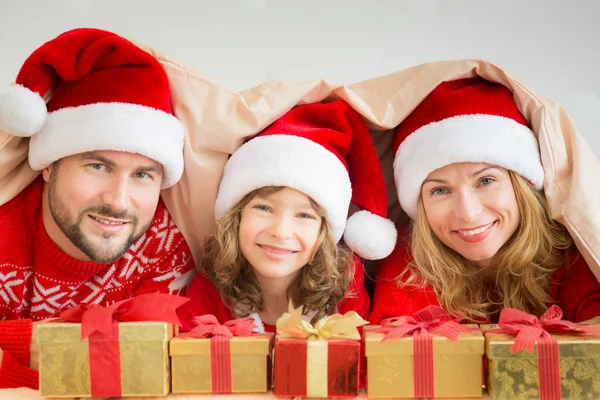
[[431, 187, 448, 196], [298, 213, 316, 220], [479, 177, 496, 186], [254, 204, 272, 212]]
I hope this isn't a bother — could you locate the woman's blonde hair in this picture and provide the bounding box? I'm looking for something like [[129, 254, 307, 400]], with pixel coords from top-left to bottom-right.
[[400, 170, 573, 321], [204, 186, 354, 324]]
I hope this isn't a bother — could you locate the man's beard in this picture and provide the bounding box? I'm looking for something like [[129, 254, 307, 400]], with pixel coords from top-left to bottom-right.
[[48, 170, 150, 264]]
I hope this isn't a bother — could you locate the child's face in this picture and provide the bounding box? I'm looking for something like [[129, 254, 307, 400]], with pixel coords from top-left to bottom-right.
[[239, 187, 323, 281]]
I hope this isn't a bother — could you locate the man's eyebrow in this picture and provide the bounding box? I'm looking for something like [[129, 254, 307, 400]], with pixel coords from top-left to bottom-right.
[[80, 152, 115, 166], [134, 165, 162, 175]]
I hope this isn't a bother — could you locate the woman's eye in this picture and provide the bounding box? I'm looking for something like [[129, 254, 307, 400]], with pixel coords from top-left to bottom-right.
[[431, 187, 448, 196], [480, 177, 496, 186]]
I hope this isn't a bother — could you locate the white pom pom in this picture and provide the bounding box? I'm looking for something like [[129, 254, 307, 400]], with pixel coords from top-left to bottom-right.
[[0, 84, 47, 137], [343, 210, 397, 260]]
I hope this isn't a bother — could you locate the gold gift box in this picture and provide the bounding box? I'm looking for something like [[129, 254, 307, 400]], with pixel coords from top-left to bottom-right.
[[169, 333, 272, 393], [365, 324, 484, 398], [37, 321, 173, 398], [483, 324, 600, 400]]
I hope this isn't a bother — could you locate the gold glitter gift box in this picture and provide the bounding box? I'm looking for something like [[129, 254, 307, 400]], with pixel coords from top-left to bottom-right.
[[483, 324, 600, 400], [365, 324, 485, 398], [37, 321, 173, 398], [169, 332, 272, 393]]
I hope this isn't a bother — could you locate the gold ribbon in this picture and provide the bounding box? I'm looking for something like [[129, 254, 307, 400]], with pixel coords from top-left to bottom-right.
[[276, 301, 369, 397], [276, 300, 368, 340]]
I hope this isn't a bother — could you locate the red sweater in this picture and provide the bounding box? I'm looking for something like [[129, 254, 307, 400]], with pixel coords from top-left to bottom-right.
[[177, 255, 371, 389], [371, 239, 600, 324], [178, 255, 370, 332], [0, 177, 195, 389]]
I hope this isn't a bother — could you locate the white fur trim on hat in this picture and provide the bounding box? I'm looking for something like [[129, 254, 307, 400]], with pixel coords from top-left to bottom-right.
[[248, 313, 265, 333], [215, 135, 352, 242], [28, 102, 185, 188], [394, 114, 544, 219], [343, 210, 397, 260], [0, 84, 47, 137]]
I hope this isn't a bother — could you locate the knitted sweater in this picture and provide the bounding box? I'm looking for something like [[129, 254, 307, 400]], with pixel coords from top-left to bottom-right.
[[0, 177, 195, 388], [177, 255, 371, 332], [371, 239, 600, 324]]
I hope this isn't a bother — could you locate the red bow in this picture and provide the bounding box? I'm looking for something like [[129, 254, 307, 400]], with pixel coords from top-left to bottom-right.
[[179, 315, 257, 338], [374, 305, 470, 341], [59, 292, 190, 340], [498, 305, 600, 354]]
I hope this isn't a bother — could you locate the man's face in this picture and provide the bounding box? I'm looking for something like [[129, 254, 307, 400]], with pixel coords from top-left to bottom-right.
[[43, 150, 164, 263]]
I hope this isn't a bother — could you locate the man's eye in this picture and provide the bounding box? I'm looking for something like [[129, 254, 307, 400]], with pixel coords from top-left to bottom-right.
[[90, 163, 106, 171], [136, 172, 150, 179]]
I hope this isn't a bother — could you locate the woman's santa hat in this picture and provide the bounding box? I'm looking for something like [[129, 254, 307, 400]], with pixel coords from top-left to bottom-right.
[[393, 77, 545, 219], [0, 28, 184, 188], [215, 99, 397, 260]]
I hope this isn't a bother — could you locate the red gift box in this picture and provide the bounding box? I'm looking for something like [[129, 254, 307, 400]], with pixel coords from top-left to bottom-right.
[[274, 337, 360, 397], [272, 301, 368, 398]]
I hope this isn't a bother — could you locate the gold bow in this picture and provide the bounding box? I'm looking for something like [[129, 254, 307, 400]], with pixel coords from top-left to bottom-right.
[[276, 300, 368, 340]]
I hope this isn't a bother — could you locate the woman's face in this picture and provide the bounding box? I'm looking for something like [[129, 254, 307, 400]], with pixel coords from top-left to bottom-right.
[[420, 162, 521, 267]]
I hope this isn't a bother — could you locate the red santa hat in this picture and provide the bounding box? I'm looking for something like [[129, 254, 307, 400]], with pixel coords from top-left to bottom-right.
[[392, 77, 544, 219], [0, 28, 184, 188], [215, 100, 397, 260]]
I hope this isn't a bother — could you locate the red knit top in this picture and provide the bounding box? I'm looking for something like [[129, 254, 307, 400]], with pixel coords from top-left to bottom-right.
[[0, 177, 195, 388]]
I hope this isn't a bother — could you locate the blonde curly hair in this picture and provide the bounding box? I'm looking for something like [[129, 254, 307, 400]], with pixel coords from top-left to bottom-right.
[[399, 170, 573, 322], [204, 186, 354, 324]]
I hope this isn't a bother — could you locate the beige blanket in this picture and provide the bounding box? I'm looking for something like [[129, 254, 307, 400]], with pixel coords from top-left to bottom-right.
[[2, 50, 598, 281]]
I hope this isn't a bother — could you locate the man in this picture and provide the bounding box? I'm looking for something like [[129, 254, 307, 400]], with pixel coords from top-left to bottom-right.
[[0, 28, 195, 388]]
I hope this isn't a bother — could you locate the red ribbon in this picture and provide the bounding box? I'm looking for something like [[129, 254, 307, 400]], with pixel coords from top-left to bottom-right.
[[372, 306, 470, 399], [493, 305, 600, 400], [179, 315, 257, 393], [58, 293, 189, 398]]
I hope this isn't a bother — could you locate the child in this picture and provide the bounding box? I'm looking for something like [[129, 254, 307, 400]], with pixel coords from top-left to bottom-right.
[[179, 100, 397, 332]]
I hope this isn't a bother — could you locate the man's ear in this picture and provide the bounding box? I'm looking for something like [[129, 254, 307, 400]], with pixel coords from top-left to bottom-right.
[[42, 164, 53, 182]]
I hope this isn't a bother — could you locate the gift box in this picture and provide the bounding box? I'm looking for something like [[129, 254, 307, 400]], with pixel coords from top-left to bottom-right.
[[169, 315, 273, 393], [365, 306, 484, 399], [36, 293, 188, 398], [273, 301, 369, 398], [483, 306, 600, 400]]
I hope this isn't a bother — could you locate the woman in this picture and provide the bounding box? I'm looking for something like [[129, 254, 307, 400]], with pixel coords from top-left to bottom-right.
[[371, 77, 600, 324]]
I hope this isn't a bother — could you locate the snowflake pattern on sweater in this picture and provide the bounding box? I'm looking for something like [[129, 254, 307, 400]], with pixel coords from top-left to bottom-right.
[[0, 177, 195, 321]]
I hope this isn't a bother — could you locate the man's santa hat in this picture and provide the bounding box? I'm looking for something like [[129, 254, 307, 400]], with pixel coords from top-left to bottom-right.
[[393, 77, 544, 219], [215, 99, 397, 260], [0, 28, 184, 188]]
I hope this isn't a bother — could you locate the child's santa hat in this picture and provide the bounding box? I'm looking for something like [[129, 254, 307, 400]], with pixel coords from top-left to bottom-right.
[[392, 77, 544, 219], [0, 28, 184, 188], [215, 100, 397, 260]]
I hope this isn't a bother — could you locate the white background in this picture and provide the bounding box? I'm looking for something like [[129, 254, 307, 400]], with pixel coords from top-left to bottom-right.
[[1, 0, 599, 155]]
